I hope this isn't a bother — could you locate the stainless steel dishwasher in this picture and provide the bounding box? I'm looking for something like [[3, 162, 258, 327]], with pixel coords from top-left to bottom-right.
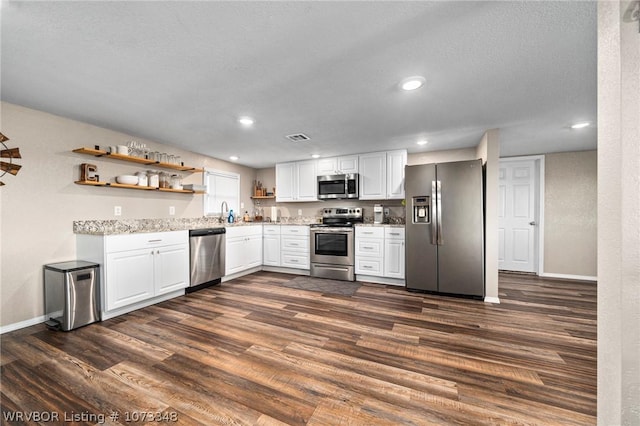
[[188, 228, 226, 293]]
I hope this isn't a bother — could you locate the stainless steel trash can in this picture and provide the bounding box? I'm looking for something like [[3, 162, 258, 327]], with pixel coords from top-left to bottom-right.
[[44, 260, 100, 331]]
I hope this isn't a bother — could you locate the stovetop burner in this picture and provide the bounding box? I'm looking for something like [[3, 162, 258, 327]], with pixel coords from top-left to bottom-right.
[[314, 207, 363, 227]]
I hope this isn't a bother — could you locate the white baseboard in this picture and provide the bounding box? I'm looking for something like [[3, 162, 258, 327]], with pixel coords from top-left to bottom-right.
[[484, 296, 501, 304], [1, 314, 47, 335], [539, 272, 597, 282]]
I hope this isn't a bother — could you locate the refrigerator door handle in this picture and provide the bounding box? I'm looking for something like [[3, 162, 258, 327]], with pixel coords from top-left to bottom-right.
[[436, 180, 443, 245], [431, 180, 437, 245]]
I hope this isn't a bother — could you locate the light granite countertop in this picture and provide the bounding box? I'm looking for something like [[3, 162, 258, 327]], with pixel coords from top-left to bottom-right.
[[74, 215, 405, 235], [73, 217, 319, 235]]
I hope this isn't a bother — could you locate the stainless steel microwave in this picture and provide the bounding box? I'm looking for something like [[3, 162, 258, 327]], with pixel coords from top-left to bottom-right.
[[317, 173, 359, 200]]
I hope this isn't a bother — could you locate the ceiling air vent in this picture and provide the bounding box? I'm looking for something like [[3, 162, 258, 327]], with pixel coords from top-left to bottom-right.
[[285, 133, 310, 142]]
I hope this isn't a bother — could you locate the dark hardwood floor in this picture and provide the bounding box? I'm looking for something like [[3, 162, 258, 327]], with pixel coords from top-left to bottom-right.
[[1, 272, 596, 425]]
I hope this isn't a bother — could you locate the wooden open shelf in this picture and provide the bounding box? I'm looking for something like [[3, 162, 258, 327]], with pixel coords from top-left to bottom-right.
[[73, 147, 204, 172], [250, 195, 275, 199], [75, 180, 203, 194]]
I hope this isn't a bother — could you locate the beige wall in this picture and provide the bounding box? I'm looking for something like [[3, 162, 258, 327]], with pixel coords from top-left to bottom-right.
[[407, 147, 477, 166], [544, 151, 597, 277], [476, 129, 500, 302], [597, 2, 640, 424], [0, 102, 257, 328]]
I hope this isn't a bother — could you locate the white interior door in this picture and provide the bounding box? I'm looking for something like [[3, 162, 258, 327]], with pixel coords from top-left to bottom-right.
[[498, 159, 538, 272]]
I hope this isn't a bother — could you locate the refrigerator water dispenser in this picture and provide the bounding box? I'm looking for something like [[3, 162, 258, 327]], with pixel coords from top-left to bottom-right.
[[412, 196, 430, 224]]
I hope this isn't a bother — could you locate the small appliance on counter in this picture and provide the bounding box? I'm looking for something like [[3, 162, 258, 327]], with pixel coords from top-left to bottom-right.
[[373, 204, 384, 224]]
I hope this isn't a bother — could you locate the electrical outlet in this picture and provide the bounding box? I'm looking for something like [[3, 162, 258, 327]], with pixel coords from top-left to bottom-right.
[[240, 202, 245, 209], [169, 206, 175, 216], [114, 206, 122, 216], [384, 207, 390, 216], [298, 209, 303, 216]]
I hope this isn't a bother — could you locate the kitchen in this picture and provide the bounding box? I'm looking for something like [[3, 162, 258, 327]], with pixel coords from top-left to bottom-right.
[[0, 1, 638, 424]]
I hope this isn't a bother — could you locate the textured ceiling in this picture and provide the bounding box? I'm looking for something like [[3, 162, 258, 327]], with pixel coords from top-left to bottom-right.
[[1, 1, 597, 168]]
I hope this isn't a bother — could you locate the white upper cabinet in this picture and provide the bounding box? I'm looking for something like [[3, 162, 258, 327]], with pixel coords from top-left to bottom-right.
[[275, 162, 296, 202], [359, 150, 407, 200], [276, 160, 317, 202], [317, 155, 359, 175], [359, 152, 387, 200], [317, 158, 337, 176], [296, 160, 318, 202], [386, 150, 407, 200]]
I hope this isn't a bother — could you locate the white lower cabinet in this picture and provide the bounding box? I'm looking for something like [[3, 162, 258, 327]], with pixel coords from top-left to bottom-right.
[[383, 228, 405, 279], [281, 225, 310, 269], [225, 225, 263, 276], [355, 227, 385, 277], [77, 230, 189, 319], [262, 225, 281, 267], [355, 226, 405, 281]]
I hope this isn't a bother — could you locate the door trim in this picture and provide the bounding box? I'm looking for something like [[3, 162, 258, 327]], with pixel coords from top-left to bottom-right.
[[499, 155, 545, 276]]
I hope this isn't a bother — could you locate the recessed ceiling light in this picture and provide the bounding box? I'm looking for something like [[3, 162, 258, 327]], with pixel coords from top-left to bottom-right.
[[400, 76, 426, 91], [417, 140, 428, 145], [311, 154, 320, 159], [571, 121, 590, 129], [229, 156, 239, 161], [238, 116, 254, 126]]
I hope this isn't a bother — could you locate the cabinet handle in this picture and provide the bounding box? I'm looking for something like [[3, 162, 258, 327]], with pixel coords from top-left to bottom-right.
[[290, 243, 299, 246], [363, 265, 372, 269], [389, 232, 400, 236], [148, 239, 162, 243], [363, 246, 374, 249], [290, 259, 299, 263], [363, 232, 373, 235], [290, 230, 299, 233]]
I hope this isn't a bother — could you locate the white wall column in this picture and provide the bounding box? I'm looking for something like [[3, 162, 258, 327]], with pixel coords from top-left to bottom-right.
[[597, 2, 640, 424]]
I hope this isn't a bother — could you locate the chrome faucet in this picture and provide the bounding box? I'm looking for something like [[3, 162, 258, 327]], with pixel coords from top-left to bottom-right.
[[220, 201, 229, 221]]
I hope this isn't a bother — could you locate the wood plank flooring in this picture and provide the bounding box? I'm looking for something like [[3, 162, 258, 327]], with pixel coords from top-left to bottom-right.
[[0, 272, 596, 425]]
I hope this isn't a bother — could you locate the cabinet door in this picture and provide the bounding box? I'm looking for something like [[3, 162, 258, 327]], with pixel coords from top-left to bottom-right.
[[246, 235, 263, 269], [296, 160, 318, 201], [225, 237, 246, 275], [386, 150, 407, 199], [276, 162, 296, 202], [155, 243, 189, 295], [337, 155, 359, 174], [106, 248, 155, 310], [263, 234, 281, 266], [317, 158, 337, 176], [359, 152, 386, 200], [384, 239, 405, 279]]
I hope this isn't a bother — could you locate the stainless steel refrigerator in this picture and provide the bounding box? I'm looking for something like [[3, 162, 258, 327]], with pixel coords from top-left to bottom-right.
[[405, 159, 485, 297]]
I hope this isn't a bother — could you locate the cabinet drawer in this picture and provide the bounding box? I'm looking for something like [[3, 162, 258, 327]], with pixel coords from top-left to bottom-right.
[[105, 230, 188, 253], [226, 225, 262, 238], [355, 258, 383, 276], [263, 225, 281, 235], [281, 237, 309, 251], [385, 228, 405, 239], [281, 225, 309, 236], [355, 227, 384, 239], [355, 238, 384, 257], [281, 253, 310, 269]]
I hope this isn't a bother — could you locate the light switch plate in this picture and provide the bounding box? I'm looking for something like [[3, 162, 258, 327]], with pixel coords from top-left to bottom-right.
[[169, 206, 175, 216], [114, 206, 122, 216]]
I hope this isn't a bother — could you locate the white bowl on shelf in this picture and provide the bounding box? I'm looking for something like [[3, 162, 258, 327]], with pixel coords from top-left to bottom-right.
[[115, 175, 138, 185]]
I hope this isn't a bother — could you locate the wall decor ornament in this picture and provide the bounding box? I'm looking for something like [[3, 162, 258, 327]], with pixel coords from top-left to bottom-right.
[[0, 132, 22, 186]]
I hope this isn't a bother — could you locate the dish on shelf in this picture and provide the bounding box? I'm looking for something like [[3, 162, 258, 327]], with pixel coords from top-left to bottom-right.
[[116, 175, 138, 185]]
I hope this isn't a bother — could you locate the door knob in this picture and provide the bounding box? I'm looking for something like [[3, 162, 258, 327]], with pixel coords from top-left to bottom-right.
[[529, 221, 537, 226]]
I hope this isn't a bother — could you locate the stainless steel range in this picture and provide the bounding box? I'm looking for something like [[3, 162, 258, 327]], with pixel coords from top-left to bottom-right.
[[310, 207, 363, 281]]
